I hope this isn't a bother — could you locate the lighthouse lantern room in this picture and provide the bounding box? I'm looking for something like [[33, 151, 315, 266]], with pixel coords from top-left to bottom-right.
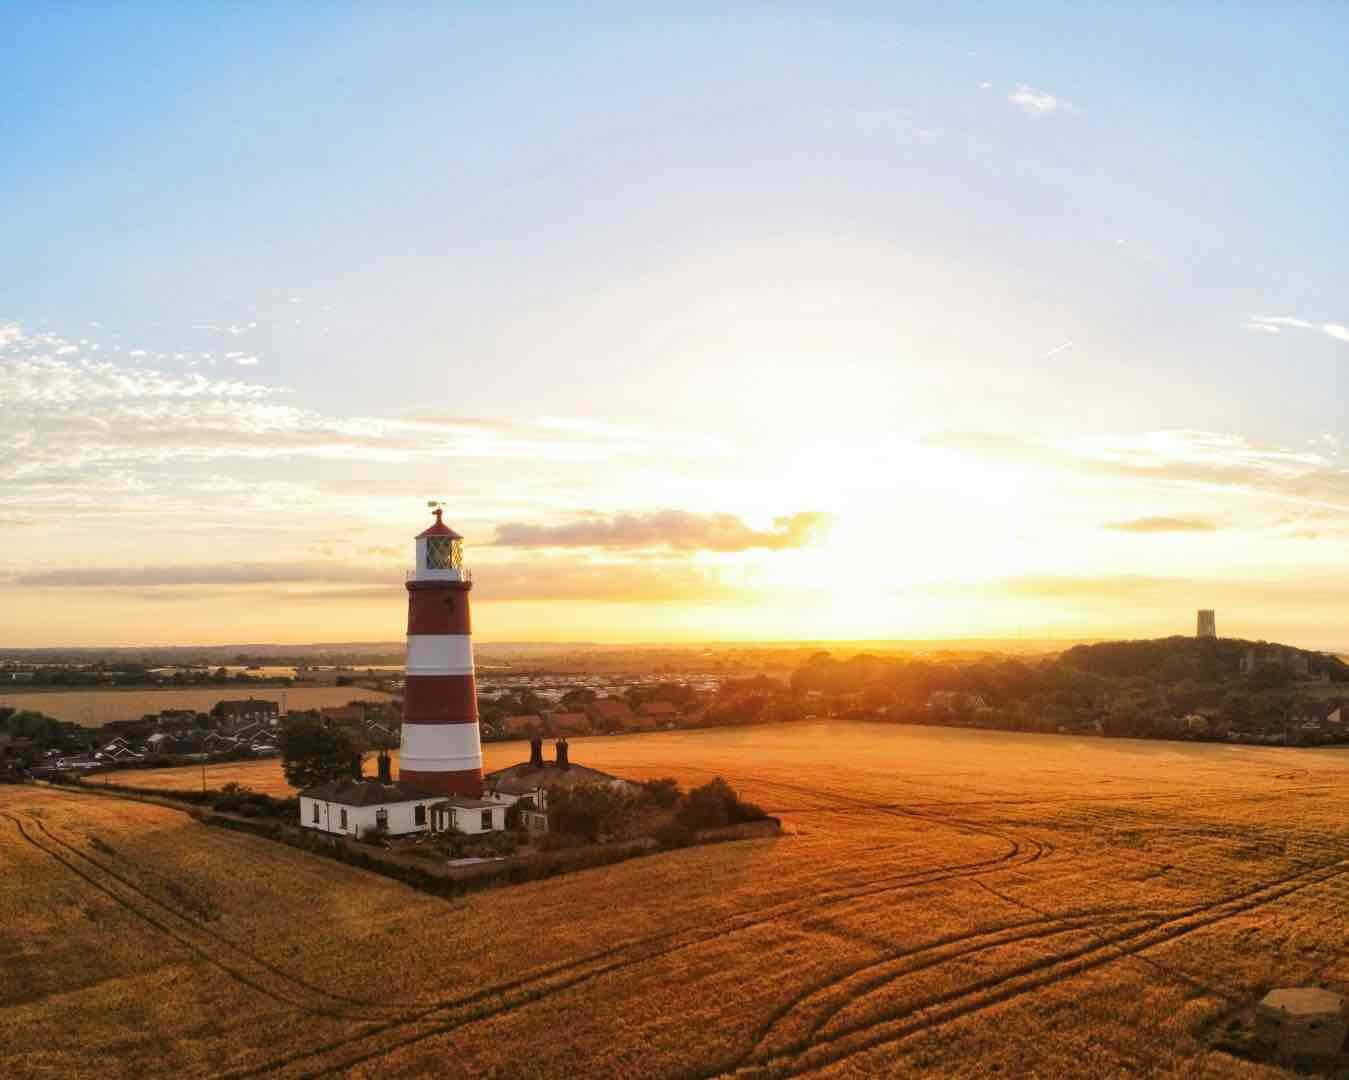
[[399, 505, 483, 798]]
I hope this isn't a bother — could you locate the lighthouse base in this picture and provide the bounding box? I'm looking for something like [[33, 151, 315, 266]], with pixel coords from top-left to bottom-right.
[[398, 768, 484, 798]]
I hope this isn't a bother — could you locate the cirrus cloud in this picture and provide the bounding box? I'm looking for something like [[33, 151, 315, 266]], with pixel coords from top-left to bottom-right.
[[492, 510, 832, 552]]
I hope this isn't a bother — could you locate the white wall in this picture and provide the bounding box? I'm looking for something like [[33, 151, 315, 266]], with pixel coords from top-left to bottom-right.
[[299, 796, 433, 837], [448, 803, 506, 834]]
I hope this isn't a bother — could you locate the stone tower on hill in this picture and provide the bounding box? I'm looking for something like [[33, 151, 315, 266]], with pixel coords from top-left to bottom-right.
[[1197, 609, 1216, 638]]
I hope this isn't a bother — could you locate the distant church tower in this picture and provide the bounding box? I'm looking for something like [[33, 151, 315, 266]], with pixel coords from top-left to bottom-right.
[[398, 506, 483, 797], [1197, 609, 1216, 639]]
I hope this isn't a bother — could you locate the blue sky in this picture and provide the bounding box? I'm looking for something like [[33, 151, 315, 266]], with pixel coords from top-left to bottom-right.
[[3, 5, 1349, 645]]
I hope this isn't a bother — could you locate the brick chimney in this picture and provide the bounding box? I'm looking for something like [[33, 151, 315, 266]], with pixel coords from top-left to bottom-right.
[[555, 738, 570, 770], [529, 734, 544, 769], [377, 749, 392, 784]]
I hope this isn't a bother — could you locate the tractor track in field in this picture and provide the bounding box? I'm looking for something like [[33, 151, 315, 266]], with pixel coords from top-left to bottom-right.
[[739, 908, 1156, 1068], [21, 814, 414, 1015], [219, 771, 1055, 1079], [712, 852, 1349, 1079], [0, 811, 388, 1023]]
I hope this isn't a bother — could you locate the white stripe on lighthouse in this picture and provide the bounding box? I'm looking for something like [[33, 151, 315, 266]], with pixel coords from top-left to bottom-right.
[[400, 723, 482, 774], [405, 634, 474, 675]]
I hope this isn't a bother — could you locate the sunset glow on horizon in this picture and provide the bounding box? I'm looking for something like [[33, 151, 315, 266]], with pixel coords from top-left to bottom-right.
[[4, 7, 1348, 650]]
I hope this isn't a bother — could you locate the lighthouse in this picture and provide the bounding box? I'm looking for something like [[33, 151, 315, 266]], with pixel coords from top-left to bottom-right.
[[398, 506, 483, 797]]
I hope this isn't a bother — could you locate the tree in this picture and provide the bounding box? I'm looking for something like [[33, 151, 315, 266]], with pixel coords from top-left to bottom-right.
[[560, 688, 597, 711], [280, 714, 361, 790], [547, 782, 637, 843]]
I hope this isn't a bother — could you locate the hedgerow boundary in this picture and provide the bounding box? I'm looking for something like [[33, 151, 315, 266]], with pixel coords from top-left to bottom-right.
[[46, 776, 780, 900]]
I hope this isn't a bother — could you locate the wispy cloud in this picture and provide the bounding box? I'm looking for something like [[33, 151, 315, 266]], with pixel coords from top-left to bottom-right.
[[1243, 314, 1349, 344], [492, 510, 831, 552], [8, 556, 745, 606], [1104, 515, 1218, 534], [1041, 340, 1073, 360], [1009, 84, 1080, 116]]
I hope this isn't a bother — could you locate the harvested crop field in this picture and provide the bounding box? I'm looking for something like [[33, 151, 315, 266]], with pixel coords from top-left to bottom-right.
[[7, 720, 1349, 1078], [0, 687, 393, 727]]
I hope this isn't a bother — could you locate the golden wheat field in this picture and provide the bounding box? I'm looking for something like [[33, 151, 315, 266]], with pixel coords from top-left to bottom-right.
[[0, 687, 393, 727], [7, 721, 1349, 1079]]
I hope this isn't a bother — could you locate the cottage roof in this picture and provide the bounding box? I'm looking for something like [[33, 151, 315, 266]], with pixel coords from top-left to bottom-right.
[[485, 760, 628, 796], [430, 796, 498, 810], [300, 778, 438, 806]]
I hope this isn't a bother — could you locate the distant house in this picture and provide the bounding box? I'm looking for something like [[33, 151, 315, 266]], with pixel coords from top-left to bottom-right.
[[320, 703, 366, 727], [546, 712, 590, 736], [214, 699, 280, 731], [926, 692, 987, 714], [503, 714, 543, 737], [203, 732, 239, 754], [632, 702, 677, 730], [145, 732, 180, 757], [587, 698, 634, 730]]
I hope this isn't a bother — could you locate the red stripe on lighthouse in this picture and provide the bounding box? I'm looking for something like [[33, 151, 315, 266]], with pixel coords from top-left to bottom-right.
[[402, 674, 478, 724], [406, 583, 472, 635]]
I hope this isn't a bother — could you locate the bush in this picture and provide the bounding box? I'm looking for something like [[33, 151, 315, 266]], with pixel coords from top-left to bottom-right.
[[640, 777, 681, 809], [547, 782, 638, 843], [676, 778, 767, 831]]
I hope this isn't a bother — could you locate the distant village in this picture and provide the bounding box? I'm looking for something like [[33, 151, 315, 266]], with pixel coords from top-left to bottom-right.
[[5, 611, 1348, 786]]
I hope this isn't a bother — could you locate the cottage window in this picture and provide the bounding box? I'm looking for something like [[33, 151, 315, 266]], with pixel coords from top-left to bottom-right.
[[414, 804, 426, 826], [340, 808, 348, 830], [481, 810, 493, 831], [311, 802, 319, 823]]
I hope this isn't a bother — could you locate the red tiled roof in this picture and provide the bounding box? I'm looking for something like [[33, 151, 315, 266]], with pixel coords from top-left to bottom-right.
[[590, 699, 633, 721], [548, 712, 590, 734]]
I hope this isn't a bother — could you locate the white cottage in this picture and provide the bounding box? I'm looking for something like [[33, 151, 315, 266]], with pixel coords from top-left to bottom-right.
[[483, 736, 635, 833], [299, 778, 438, 838], [429, 796, 507, 835]]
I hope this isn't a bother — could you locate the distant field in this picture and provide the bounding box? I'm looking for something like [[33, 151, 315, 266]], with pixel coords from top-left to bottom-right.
[[8, 721, 1349, 1078], [0, 687, 394, 726]]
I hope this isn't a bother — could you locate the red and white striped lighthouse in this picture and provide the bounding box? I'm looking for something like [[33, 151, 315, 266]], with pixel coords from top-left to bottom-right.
[[398, 506, 483, 797]]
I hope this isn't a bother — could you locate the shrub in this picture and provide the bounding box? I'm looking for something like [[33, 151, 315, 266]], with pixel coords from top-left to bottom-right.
[[547, 782, 638, 843], [640, 777, 681, 809], [676, 778, 767, 831]]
